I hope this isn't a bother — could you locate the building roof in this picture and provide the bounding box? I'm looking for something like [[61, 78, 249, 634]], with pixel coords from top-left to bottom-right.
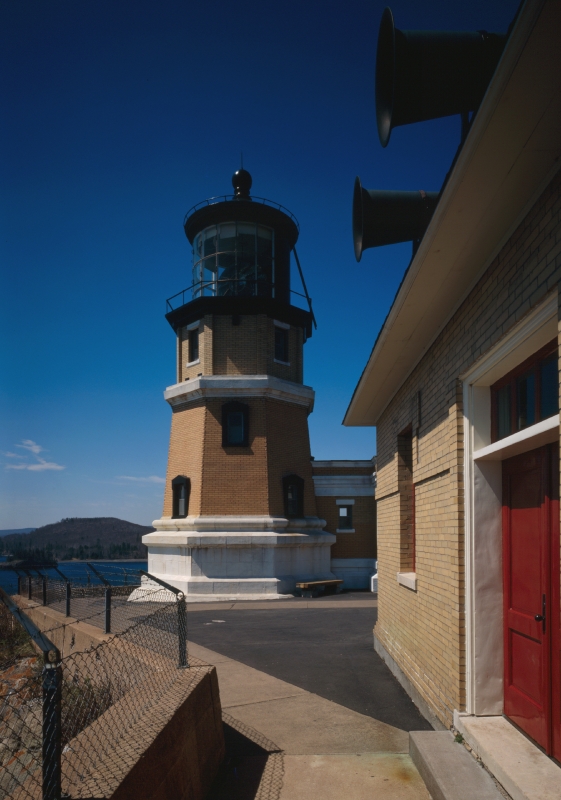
[[344, 0, 561, 427]]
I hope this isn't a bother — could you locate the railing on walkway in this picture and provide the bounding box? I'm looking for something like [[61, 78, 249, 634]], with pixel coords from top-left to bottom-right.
[[0, 567, 192, 800]]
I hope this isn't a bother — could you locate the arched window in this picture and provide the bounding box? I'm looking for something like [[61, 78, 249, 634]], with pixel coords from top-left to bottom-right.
[[222, 401, 249, 447], [172, 476, 190, 519], [282, 474, 304, 518]]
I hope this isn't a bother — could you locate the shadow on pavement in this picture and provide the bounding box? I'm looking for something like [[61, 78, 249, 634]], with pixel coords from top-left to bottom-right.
[[207, 713, 284, 800]]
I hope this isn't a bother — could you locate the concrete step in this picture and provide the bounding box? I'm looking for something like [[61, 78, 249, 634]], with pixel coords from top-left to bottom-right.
[[454, 713, 561, 800], [410, 731, 505, 800]]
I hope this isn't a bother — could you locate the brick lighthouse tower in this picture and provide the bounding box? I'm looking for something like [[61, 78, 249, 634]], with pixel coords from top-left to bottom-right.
[[143, 170, 335, 598]]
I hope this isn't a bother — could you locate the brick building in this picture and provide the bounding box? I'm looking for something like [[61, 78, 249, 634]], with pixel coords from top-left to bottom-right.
[[345, 0, 561, 767], [312, 459, 376, 588], [144, 170, 376, 597]]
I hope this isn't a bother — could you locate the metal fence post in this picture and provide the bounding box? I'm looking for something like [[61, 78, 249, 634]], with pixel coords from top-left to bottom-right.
[[65, 582, 71, 618], [28, 575, 32, 600], [42, 656, 62, 800], [42, 575, 48, 606], [105, 586, 112, 634], [178, 595, 188, 668], [17, 575, 22, 595]]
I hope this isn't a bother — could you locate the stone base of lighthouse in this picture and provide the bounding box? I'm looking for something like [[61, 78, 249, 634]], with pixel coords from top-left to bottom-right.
[[142, 515, 336, 600]]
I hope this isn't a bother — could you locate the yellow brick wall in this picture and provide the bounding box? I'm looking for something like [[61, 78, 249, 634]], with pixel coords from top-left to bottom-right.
[[177, 314, 303, 383], [316, 496, 377, 558], [265, 399, 317, 518], [162, 401, 206, 517], [163, 397, 317, 518], [200, 397, 270, 515], [374, 168, 561, 727]]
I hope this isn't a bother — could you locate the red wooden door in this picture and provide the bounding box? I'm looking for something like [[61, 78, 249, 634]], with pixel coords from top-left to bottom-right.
[[503, 444, 560, 758]]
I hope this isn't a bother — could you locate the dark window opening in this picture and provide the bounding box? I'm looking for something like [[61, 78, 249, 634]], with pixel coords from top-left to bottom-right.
[[172, 476, 190, 519], [491, 340, 558, 442], [283, 474, 304, 518], [540, 353, 558, 420], [274, 326, 289, 362], [189, 328, 199, 362], [338, 505, 353, 530], [397, 427, 415, 572], [222, 401, 249, 447]]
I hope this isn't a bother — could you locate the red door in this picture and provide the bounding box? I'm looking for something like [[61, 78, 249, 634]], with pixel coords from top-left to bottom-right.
[[503, 444, 560, 759]]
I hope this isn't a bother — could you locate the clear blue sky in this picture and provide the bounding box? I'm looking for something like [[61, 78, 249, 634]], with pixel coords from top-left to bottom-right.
[[1, 0, 518, 528]]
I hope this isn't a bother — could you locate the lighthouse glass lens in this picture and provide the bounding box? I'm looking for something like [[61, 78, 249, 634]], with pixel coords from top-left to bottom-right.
[[193, 222, 274, 298], [218, 223, 236, 279]]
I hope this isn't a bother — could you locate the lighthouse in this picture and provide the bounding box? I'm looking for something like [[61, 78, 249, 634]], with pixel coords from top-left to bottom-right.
[[143, 170, 336, 598]]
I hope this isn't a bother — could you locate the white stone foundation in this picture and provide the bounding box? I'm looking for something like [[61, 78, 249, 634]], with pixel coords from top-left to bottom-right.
[[330, 558, 377, 590], [142, 515, 336, 600]]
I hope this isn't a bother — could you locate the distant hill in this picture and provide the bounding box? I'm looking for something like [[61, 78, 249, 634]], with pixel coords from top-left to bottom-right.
[[0, 528, 36, 537], [0, 517, 153, 561]]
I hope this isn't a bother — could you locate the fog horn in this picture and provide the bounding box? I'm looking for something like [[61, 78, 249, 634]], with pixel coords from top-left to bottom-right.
[[353, 177, 438, 262], [376, 6, 506, 147]]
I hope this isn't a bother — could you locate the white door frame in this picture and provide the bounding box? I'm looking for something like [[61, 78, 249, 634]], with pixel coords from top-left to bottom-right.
[[461, 292, 558, 715]]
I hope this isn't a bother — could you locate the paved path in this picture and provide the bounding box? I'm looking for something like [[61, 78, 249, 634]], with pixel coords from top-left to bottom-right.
[[187, 594, 432, 800]]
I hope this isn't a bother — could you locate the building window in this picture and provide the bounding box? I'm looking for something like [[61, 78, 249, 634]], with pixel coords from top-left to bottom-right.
[[491, 339, 558, 442], [189, 327, 199, 362], [274, 325, 289, 363], [338, 504, 353, 530], [397, 427, 415, 572], [283, 474, 304, 518], [222, 401, 249, 447], [172, 476, 190, 519]]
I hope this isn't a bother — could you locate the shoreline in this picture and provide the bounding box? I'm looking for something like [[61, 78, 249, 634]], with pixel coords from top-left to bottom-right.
[[58, 558, 147, 564]]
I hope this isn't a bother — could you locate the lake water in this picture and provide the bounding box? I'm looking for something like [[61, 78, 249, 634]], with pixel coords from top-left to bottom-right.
[[0, 559, 148, 595]]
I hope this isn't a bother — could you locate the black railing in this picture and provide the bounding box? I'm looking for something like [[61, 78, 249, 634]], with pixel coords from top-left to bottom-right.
[[184, 194, 300, 231], [166, 277, 311, 313]]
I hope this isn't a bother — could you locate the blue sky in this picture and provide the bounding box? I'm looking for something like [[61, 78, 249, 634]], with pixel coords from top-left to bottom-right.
[[1, 0, 518, 528]]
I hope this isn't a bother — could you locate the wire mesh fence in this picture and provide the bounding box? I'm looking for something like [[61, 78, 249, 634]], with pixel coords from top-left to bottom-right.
[[1, 569, 196, 800]]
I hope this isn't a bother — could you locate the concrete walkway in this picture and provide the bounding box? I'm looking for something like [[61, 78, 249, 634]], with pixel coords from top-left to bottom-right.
[[190, 639, 432, 800]]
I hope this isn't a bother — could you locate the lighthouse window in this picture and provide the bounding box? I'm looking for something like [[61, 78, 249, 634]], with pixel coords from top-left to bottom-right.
[[222, 401, 249, 447], [283, 474, 304, 518], [171, 476, 190, 519], [193, 222, 274, 298], [274, 326, 289, 363], [188, 328, 199, 362]]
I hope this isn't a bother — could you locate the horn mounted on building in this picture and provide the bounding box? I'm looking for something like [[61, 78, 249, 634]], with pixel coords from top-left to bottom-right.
[[353, 7, 506, 261], [376, 6, 506, 147], [353, 178, 438, 262]]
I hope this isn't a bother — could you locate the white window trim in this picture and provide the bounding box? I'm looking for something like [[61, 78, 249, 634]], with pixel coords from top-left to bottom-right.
[[186, 320, 201, 331], [185, 358, 200, 368], [273, 319, 290, 330], [274, 358, 291, 366], [397, 572, 417, 591], [462, 290, 557, 716], [473, 414, 559, 461]]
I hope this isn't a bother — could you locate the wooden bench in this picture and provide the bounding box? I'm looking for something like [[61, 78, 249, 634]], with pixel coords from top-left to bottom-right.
[[295, 579, 343, 598]]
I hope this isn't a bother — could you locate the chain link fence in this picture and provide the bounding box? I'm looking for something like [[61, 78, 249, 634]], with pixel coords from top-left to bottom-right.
[[1, 568, 197, 800]]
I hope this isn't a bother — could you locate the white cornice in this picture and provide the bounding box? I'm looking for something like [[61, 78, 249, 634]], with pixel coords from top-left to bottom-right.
[[164, 375, 315, 410], [151, 515, 326, 532]]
